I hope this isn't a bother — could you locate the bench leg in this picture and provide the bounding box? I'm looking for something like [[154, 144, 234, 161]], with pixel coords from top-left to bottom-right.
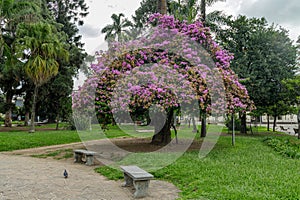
[[85, 155, 94, 166], [74, 153, 83, 163], [122, 173, 133, 187], [133, 180, 150, 198]]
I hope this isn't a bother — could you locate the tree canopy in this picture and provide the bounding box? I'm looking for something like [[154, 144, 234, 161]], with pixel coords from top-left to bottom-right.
[[15, 22, 69, 132], [0, 0, 88, 126], [73, 14, 253, 144], [215, 15, 297, 131]]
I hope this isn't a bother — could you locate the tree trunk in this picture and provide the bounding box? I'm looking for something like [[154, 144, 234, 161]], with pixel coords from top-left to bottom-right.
[[297, 109, 300, 139], [272, 115, 277, 132], [24, 112, 30, 126], [56, 113, 59, 130], [232, 113, 235, 146], [24, 89, 32, 126], [157, 0, 167, 14], [151, 109, 173, 145], [0, 28, 4, 58], [29, 86, 38, 133], [200, 0, 206, 22], [201, 113, 207, 138], [4, 91, 13, 127], [192, 115, 198, 133], [267, 114, 270, 131], [240, 112, 247, 134]]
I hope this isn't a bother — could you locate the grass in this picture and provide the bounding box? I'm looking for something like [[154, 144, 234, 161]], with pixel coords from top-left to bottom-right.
[[31, 149, 73, 160], [0, 124, 129, 152], [96, 133, 300, 200], [1, 123, 299, 199], [0, 130, 81, 151], [263, 136, 300, 159]]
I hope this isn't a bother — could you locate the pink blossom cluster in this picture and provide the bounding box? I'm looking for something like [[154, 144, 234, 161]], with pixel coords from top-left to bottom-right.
[[72, 14, 254, 118]]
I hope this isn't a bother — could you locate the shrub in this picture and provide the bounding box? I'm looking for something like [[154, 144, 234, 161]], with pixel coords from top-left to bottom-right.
[[263, 137, 300, 159], [225, 115, 241, 131]]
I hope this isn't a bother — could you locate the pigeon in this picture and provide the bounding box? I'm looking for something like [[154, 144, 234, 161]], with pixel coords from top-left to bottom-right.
[[63, 169, 68, 178]]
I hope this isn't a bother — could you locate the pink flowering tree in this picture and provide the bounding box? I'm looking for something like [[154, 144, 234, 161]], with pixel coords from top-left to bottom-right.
[[73, 14, 254, 144]]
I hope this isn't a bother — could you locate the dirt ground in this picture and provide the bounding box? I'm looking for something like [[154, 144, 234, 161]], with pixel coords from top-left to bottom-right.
[[0, 126, 206, 199], [2, 136, 182, 200]]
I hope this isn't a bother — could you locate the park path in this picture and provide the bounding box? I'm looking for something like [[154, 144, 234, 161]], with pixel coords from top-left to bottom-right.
[[0, 143, 179, 200]]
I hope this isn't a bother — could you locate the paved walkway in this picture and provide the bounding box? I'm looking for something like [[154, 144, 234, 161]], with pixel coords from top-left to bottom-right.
[[0, 152, 179, 200]]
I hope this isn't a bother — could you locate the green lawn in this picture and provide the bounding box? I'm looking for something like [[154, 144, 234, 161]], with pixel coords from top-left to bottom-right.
[[0, 124, 129, 151], [96, 133, 300, 200], [0, 130, 81, 151], [1, 124, 299, 199]]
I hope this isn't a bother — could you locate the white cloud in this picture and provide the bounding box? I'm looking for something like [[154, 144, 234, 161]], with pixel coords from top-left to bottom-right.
[[80, 0, 299, 54], [209, 0, 299, 41], [80, 0, 140, 54], [79, 24, 101, 38]]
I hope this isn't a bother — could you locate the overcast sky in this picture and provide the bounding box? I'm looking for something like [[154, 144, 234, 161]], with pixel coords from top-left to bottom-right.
[[78, 0, 300, 55]]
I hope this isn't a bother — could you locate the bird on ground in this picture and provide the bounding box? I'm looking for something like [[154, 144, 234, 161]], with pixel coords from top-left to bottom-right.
[[63, 169, 68, 178]]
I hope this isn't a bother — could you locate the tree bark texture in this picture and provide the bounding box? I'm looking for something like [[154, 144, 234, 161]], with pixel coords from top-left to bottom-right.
[[267, 114, 270, 131], [192, 115, 198, 133], [151, 109, 173, 144], [157, 0, 167, 14], [4, 91, 13, 127], [24, 112, 30, 126], [29, 86, 38, 133], [24, 88, 33, 126], [200, 0, 206, 22], [272, 115, 277, 132], [201, 113, 207, 138], [240, 112, 247, 134], [297, 110, 300, 139], [56, 114, 60, 130]]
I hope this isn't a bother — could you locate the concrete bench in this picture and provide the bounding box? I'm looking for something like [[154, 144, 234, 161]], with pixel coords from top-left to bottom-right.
[[73, 149, 96, 166], [120, 165, 154, 198]]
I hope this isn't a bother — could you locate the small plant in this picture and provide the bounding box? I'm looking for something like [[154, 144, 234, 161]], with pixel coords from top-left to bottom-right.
[[31, 149, 74, 160], [263, 137, 300, 159], [95, 166, 123, 180]]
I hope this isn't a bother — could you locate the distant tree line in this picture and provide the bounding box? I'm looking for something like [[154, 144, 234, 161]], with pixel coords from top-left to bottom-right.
[[0, 0, 88, 131]]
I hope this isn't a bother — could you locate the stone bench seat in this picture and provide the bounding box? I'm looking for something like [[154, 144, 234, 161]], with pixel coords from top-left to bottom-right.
[[73, 149, 96, 166], [120, 165, 154, 198]]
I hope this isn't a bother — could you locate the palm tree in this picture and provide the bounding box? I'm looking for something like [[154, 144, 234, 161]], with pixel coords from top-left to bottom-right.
[[0, 0, 40, 127], [0, 0, 39, 57], [101, 13, 133, 43], [169, 0, 200, 23], [16, 22, 69, 132]]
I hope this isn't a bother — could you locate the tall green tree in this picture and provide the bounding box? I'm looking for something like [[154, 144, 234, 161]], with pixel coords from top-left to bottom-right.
[[39, 0, 88, 124], [15, 22, 69, 132], [101, 13, 133, 43], [169, 0, 200, 23], [282, 75, 300, 139], [36, 71, 73, 129], [132, 0, 157, 28], [216, 15, 297, 132], [0, 0, 40, 57], [0, 0, 41, 127]]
